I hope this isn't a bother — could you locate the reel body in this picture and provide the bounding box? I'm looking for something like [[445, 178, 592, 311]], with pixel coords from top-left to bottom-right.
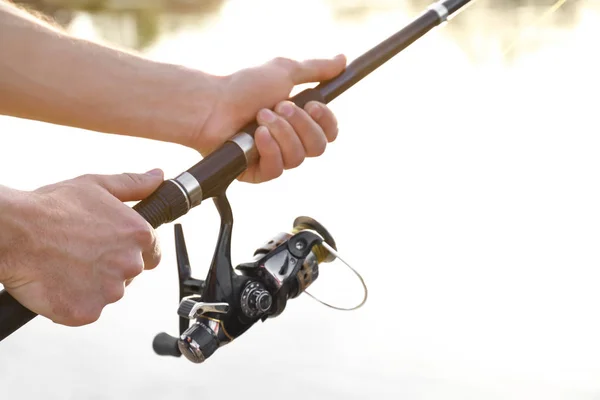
[[152, 194, 337, 364]]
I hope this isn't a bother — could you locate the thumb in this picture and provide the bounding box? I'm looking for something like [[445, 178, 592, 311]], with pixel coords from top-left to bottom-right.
[[90, 169, 164, 202], [277, 54, 347, 85]]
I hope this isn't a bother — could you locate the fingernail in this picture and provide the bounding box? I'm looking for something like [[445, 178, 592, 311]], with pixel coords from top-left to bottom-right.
[[256, 125, 270, 138], [277, 102, 295, 118], [334, 54, 345, 61], [258, 108, 277, 123], [146, 168, 163, 177], [306, 103, 323, 120]]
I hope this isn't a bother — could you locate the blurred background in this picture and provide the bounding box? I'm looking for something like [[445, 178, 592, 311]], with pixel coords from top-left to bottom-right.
[[1, 0, 600, 399]]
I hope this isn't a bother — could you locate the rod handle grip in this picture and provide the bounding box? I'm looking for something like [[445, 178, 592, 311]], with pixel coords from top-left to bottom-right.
[[0, 290, 37, 341], [238, 87, 326, 139]]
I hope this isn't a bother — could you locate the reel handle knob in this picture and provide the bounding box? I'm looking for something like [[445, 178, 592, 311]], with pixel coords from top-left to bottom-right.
[[152, 332, 182, 358]]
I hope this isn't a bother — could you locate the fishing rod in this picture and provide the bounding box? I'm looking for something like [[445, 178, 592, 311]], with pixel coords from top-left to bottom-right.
[[0, 0, 473, 362]]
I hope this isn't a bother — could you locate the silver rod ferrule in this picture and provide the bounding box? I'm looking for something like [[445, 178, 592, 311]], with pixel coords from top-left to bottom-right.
[[228, 132, 258, 165], [174, 172, 203, 207], [429, 2, 449, 22]]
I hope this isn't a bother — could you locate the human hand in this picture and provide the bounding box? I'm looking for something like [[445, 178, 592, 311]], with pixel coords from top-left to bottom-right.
[[0, 170, 164, 326], [194, 55, 347, 183]]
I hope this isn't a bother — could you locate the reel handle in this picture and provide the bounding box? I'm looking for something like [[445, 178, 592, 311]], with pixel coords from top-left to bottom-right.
[[152, 332, 182, 357]]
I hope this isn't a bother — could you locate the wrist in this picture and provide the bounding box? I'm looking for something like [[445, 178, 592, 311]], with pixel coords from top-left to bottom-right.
[[0, 186, 30, 284], [128, 61, 224, 148]]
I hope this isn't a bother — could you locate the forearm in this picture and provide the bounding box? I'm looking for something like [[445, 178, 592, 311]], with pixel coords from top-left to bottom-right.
[[0, 1, 220, 147]]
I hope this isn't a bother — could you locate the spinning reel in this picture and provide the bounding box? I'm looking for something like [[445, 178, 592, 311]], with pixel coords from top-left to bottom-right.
[[152, 195, 350, 363]]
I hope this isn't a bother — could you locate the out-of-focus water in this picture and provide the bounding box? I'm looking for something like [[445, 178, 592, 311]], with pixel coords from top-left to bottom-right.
[[2, 0, 600, 398]]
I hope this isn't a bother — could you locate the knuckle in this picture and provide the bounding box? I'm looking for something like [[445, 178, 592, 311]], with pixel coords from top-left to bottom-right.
[[122, 172, 142, 186], [328, 126, 339, 142], [104, 283, 125, 304], [142, 248, 161, 271], [76, 173, 96, 184], [70, 305, 102, 326], [131, 220, 155, 247], [309, 141, 327, 157], [272, 56, 296, 69], [329, 109, 339, 126], [126, 256, 145, 277], [268, 113, 287, 130], [285, 151, 305, 169], [267, 167, 284, 181], [49, 299, 75, 326], [276, 101, 299, 119], [315, 104, 336, 124], [151, 245, 162, 269], [48, 289, 105, 327]]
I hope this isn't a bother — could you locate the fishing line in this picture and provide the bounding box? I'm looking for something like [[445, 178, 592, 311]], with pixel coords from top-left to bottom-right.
[[304, 241, 368, 312], [502, 0, 570, 57]]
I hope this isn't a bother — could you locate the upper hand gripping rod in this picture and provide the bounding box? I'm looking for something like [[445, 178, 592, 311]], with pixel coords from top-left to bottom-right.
[[0, 0, 472, 343]]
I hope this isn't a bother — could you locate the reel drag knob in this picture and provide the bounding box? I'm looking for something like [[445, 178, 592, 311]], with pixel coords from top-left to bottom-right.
[[249, 288, 272, 314], [241, 282, 272, 318]]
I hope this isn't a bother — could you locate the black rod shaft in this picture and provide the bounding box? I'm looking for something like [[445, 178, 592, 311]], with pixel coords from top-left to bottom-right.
[[319, 6, 441, 102], [0, 0, 473, 342], [0, 289, 36, 341], [444, 0, 473, 14], [319, 0, 472, 102]]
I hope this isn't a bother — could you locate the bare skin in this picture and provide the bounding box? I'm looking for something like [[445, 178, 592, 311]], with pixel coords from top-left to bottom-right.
[[0, 171, 164, 326], [199, 56, 345, 183], [0, 1, 346, 326]]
